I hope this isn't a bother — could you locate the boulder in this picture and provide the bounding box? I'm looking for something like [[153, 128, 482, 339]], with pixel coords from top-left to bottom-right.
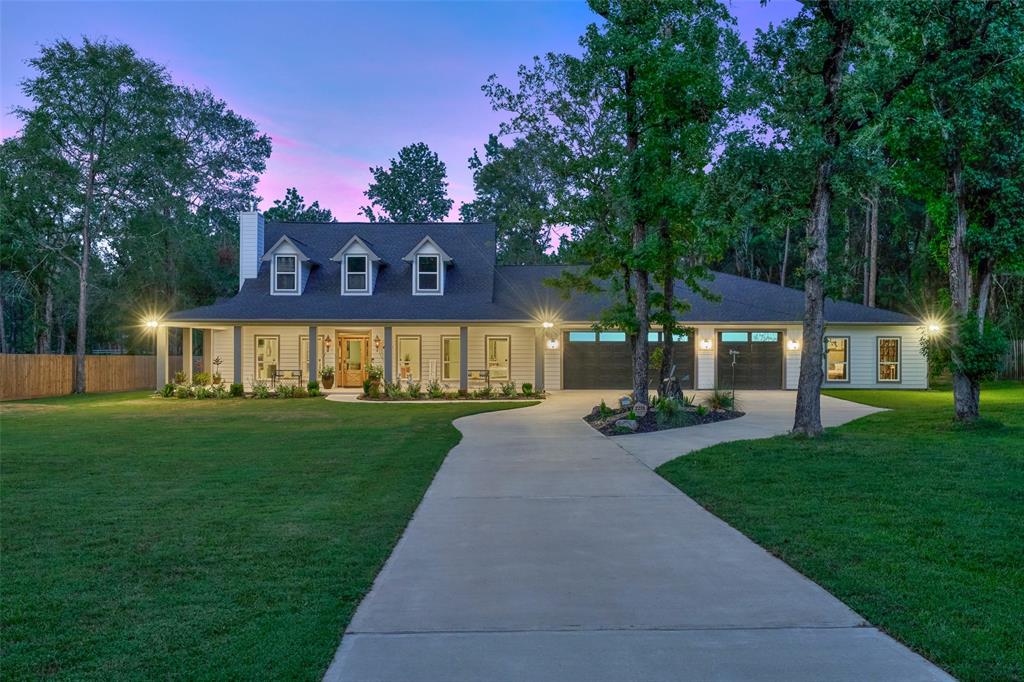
[[615, 419, 638, 432]]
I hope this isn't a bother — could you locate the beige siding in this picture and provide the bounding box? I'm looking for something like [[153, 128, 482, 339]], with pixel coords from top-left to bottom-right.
[[390, 325, 461, 385], [695, 325, 716, 389], [784, 324, 802, 389], [212, 328, 234, 383], [543, 343, 561, 390], [467, 325, 536, 387]]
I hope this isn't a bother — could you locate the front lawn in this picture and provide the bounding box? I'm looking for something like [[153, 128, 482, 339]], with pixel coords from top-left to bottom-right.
[[657, 382, 1024, 682], [1, 393, 529, 679]]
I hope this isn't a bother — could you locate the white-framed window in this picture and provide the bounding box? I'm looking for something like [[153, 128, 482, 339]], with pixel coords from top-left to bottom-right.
[[442, 336, 461, 382], [274, 255, 298, 293], [396, 336, 421, 381], [877, 336, 901, 382], [486, 336, 510, 381], [825, 336, 849, 382], [344, 255, 369, 293], [255, 336, 279, 381], [415, 254, 440, 293]]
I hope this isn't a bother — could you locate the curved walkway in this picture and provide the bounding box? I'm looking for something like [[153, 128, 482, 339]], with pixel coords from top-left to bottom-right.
[[325, 391, 950, 681]]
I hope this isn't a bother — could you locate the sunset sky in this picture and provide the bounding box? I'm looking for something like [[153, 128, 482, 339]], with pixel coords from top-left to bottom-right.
[[1, 0, 800, 221]]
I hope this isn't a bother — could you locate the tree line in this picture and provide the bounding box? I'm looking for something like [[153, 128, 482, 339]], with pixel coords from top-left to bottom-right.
[[2, 1, 1022, 426]]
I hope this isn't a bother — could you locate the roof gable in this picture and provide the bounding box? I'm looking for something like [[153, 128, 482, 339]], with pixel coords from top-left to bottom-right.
[[402, 236, 453, 263], [261, 235, 311, 262], [330, 235, 383, 263]]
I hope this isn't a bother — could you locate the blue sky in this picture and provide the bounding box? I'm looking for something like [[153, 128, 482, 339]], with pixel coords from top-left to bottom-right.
[[1, 1, 800, 220]]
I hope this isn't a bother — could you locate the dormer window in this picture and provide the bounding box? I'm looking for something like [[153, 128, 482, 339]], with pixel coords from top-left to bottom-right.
[[274, 255, 297, 293], [345, 255, 369, 293], [416, 255, 440, 293]]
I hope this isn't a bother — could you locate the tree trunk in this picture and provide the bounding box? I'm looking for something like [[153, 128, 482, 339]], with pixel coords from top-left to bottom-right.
[[793, 0, 853, 436], [867, 190, 879, 307], [74, 162, 97, 393], [862, 203, 871, 305], [623, 63, 650, 407], [780, 224, 791, 288], [946, 154, 978, 421], [38, 287, 53, 354]]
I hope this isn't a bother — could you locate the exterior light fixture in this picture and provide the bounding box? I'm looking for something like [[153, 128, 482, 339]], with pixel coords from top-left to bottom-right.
[[787, 339, 800, 351], [927, 321, 942, 334], [546, 338, 559, 350], [541, 321, 554, 329], [146, 319, 159, 329], [699, 338, 712, 350]]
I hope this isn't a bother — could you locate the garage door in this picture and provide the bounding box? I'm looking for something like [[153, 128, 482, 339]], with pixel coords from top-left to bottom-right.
[[716, 330, 783, 389], [562, 330, 694, 390]]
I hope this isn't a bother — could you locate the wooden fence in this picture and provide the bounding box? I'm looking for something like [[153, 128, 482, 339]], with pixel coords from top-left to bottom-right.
[[1000, 339, 1024, 380], [0, 354, 166, 401]]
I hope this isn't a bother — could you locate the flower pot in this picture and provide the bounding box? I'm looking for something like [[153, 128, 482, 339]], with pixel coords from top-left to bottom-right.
[[321, 375, 334, 389]]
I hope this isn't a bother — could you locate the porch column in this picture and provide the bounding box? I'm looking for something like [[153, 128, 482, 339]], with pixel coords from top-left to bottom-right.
[[156, 324, 169, 388], [534, 327, 545, 392], [182, 327, 193, 382], [459, 326, 468, 392], [202, 329, 213, 374], [233, 326, 242, 386], [308, 325, 317, 385], [384, 326, 393, 382]]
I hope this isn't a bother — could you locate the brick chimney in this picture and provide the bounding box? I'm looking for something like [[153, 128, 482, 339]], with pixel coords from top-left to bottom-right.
[[238, 211, 265, 290]]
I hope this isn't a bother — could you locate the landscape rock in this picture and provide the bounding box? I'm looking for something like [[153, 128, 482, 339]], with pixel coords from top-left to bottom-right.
[[615, 419, 638, 431]]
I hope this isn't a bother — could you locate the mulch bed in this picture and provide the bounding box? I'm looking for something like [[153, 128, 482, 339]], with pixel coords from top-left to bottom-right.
[[584, 405, 744, 436]]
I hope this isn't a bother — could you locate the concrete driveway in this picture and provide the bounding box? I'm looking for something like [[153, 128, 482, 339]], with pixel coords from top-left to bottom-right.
[[325, 391, 950, 682]]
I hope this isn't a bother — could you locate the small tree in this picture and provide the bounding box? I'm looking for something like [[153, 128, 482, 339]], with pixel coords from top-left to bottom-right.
[[264, 187, 333, 222], [359, 142, 453, 222]]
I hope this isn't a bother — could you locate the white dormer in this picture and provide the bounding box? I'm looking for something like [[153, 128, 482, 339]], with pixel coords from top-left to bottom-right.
[[403, 236, 453, 296], [330, 236, 383, 296], [262, 235, 312, 296]]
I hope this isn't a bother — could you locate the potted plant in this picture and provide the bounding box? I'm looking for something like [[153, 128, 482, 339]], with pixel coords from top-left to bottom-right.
[[319, 366, 335, 389], [212, 356, 223, 384]]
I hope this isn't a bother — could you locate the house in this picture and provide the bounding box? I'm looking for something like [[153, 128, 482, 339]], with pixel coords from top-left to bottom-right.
[[159, 212, 928, 391]]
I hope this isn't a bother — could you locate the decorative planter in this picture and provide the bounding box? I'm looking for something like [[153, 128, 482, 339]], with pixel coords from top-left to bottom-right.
[[321, 375, 334, 389]]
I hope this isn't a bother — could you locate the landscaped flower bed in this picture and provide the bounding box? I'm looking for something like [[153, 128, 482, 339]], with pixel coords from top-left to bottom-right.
[[585, 391, 743, 436], [158, 371, 324, 399], [358, 379, 543, 401]]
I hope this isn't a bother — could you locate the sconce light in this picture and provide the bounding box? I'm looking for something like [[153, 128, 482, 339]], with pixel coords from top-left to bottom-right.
[[699, 338, 712, 350], [541, 321, 554, 329], [145, 319, 159, 329], [374, 335, 383, 352], [546, 338, 559, 350], [324, 336, 333, 353], [787, 339, 800, 351], [924, 319, 943, 334]]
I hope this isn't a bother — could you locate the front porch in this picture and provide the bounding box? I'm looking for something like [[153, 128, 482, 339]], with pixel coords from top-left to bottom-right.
[[155, 322, 559, 393]]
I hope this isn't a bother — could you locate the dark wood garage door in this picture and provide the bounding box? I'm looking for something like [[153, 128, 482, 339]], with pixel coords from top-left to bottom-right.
[[716, 330, 784, 389], [563, 331, 694, 390]]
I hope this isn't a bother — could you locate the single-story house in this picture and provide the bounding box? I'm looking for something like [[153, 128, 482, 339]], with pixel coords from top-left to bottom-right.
[[159, 212, 927, 391]]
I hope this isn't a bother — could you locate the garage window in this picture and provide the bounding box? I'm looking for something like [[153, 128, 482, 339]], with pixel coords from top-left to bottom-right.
[[721, 332, 748, 342], [877, 337, 901, 382], [751, 332, 779, 342], [649, 331, 690, 342], [568, 331, 597, 342], [599, 331, 626, 342]]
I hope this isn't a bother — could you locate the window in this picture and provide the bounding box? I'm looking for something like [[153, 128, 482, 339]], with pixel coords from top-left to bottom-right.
[[877, 337, 901, 382], [568, 331, 596, 342], [721, 332, 748, 343], [825, 337, 849, 382], [255, 336, 279, 381], [599, 331, 626, 342], [486, 336, 510, 381], [396, 336, 421, 381], [751, 332, 779, 342], [649, 331, 690, 342], [274, 255, 297, 293], [299, 334, 327, 382], [442, 336, 461, 382], [416, 255, 439, 292], [345, 255, 368, 293]]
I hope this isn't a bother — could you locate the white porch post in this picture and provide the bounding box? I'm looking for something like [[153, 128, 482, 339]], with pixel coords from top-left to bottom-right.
[[202, 329, 213, 374], [233, 326, 242, 386], [459, 326, 468, 392], [156, 324, 169, 387], [182, 327, 193, 382]]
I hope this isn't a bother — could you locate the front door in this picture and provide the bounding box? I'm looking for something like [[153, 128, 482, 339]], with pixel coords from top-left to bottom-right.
[[338, 335, 368, 388]]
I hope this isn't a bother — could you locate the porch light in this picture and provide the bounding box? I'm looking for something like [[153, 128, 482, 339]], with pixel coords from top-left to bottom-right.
[[787, 338, 800, 351], [541, 321, 554, 329], [146, 319, 159, 329], [546, 338, 559, 350], [699, 338, 712, 350], [926, 320, 943, 334]]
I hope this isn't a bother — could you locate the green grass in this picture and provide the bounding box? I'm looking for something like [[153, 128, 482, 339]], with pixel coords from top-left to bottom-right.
[[1, 392, 530, 679], [657, 381, 1024, 682]]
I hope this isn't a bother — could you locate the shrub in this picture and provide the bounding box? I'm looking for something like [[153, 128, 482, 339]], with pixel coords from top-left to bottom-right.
[[473, 385, 495, 399], [406, 381, 422, 399], [160, 383, 175, 398], [174, 385, 191, 399], [695, 404, 709, 417], [174, 370, 187, 384], [212, 384, 229, 399], [599, 399, 613, 418], [427, 379, 444, 399], [276, 384, 294, 398], [362, 378, 372, 395], [229, 383, 244, 397], [683, 393, 696, 407], [500, 381, 516, 397], [319, 366, 334, 380], [252, 381, 271, 399], [194, 386, 211, 400], [193, 371, 212, 386], [384, 381, 404, 399], [444, 390, 461, 400], [704, 389, 735, 412], [521, 382, 533, 396], [293, 386, 308, 398]]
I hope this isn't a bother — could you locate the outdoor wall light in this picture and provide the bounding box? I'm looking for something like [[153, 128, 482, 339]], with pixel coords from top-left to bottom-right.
[[699, 338, 712, 350], [787, 339, 800, 351], [542, 321, 555, 329], [145, 319, 159, 329], [926, 321, 942, 334], [546, 338, 559, 350]]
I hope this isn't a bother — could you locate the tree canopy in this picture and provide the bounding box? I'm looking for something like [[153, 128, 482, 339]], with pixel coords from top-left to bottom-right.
[[263, 187, 334, 222], [359, 142, 453, 222]]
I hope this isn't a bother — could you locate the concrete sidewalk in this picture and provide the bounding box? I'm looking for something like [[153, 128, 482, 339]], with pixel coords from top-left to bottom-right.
[[325, 391, 950, 681]]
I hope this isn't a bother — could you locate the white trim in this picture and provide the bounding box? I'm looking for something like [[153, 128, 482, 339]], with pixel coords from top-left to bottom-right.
[[876, 336, 902, 383], [272, 255, 299, 295], [330, 235, 382, 263], [342, 254, 371, 295], [261, 235, 310, 262], [402, 236, 453, 263], [824, 335, 851, 383]]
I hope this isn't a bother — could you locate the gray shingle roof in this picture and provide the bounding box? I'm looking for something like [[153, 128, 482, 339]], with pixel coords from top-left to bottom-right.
[[167, 222, 917, 326]]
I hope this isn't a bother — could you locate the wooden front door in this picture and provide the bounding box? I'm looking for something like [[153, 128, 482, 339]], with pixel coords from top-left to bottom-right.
[[337, 334, 369, 388]]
